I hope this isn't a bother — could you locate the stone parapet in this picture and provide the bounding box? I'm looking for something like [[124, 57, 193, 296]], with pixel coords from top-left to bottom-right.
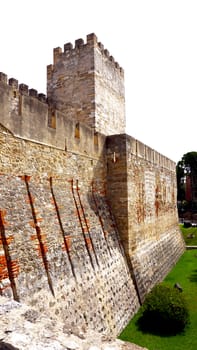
[[0, 80, 106, 158]]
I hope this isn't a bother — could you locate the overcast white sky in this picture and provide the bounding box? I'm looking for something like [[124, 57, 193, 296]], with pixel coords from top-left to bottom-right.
[[1, 0, 197, 163]]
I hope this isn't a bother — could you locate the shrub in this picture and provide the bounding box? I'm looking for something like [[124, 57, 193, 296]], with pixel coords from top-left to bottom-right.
[[138, 284, 189, 335]]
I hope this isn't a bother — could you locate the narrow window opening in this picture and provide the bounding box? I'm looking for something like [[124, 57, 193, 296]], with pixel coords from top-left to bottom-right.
[[48, 109, 56, 129], [19, 95, 22, 116], [94, 132, 98, 147], [75, 123, 80, 138]]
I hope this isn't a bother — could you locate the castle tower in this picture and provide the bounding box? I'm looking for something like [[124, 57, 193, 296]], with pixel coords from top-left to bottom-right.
[[47, 33, 125, 135]]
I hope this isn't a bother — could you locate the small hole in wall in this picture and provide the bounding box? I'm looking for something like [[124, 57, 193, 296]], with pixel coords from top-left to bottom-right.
[[65, 139, 67, 151], [75, 123, 80, 138], [13, 90, 17, 98]]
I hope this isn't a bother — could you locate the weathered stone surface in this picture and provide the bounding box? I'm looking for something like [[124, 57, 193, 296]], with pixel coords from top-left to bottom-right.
[[0, 123, 140, 335], [106, 134, 185, 301], [0, 297, 147, 350]]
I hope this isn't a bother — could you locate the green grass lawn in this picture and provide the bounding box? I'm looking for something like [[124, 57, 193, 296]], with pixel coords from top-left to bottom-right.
[[180, 224, 197, 246], [119, 250, 197, 350]]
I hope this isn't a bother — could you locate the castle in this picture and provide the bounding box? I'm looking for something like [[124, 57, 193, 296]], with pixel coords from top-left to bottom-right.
[[0, 33, 185, 335]]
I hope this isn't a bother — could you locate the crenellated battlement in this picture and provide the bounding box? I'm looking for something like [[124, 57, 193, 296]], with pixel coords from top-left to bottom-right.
[[47, 33, 126, 135], [0, 72, 106, 161], [0, 70, 174, 171], [0, 69, 174, 171], [49, 33, 123, 76], [0, 71, 47, 103]]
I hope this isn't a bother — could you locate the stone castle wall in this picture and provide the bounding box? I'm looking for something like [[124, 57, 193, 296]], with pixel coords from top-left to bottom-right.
[[0, 124, 139, 335], [106, 134, 185, 302], [0, 72, 105, 155], [0, 33, 185, 337]]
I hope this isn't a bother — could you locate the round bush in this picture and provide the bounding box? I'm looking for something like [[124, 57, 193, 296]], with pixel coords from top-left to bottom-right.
[[138, 284, 189, 335]]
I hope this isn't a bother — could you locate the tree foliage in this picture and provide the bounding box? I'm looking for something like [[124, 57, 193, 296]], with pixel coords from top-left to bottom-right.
[[181, 152, 197, 174], [177, 152, 197, 205]]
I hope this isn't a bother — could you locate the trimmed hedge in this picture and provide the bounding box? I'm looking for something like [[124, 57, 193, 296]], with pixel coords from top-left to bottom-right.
[[138, 284, 189, 335]]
